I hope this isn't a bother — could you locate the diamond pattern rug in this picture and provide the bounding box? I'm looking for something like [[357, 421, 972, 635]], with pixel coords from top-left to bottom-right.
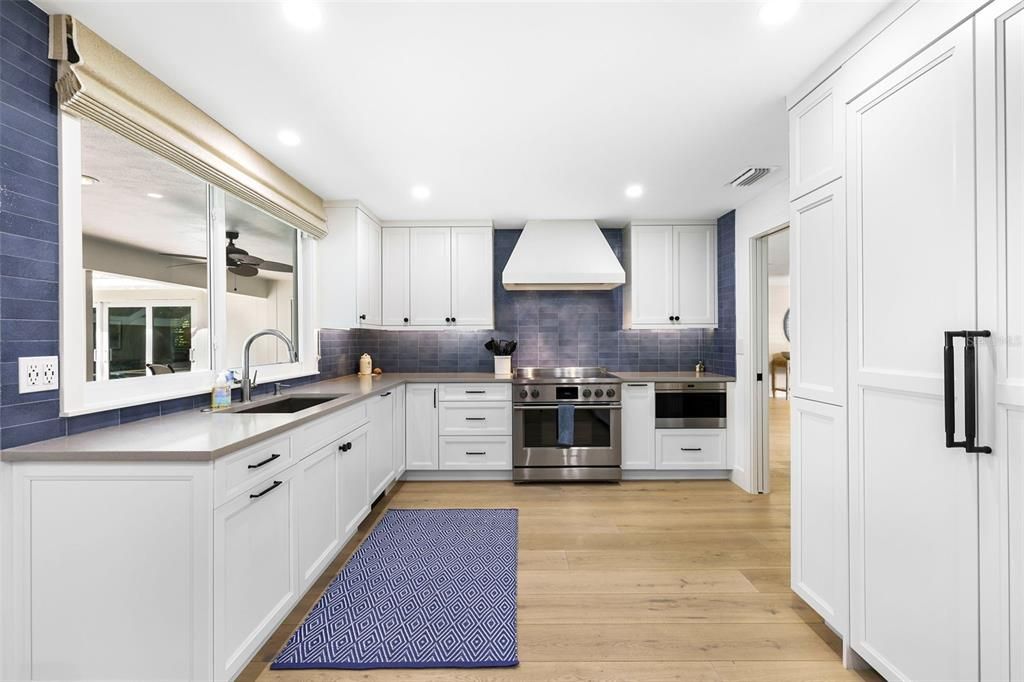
[[271, 508, 519, 670]]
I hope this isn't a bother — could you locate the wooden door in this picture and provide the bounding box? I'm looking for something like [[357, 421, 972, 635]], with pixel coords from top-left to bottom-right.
[[977, 2, 1024, 678], [450, 227, 494, 327], [846, 23, 979, 681], [409, 228, 452, 325], [674, 225, 717, 326], [381, 227, 410, 326], [627, 226, 675, 326]]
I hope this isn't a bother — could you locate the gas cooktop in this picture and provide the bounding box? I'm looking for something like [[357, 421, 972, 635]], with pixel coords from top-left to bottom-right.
[[513, 367, 621, 384]]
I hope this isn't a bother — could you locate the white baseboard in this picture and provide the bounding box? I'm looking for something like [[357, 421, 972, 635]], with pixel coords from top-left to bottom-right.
[[401, 470, 513, 481], [622, 469, 732, 480]]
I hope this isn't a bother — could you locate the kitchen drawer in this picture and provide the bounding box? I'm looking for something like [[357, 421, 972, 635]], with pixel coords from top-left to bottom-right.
[[438, 383, 512, 402], [439, 436, 512, 470], [438, 402, 512, 436], [291, 403, 369, 456], [656, 429, 727, 470], [215, 435, 293, 507]]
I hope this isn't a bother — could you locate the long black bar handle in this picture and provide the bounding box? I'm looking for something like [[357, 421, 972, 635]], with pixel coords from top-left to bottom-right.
[[944, 330, 992, 454], [944, 332, 958, 449]]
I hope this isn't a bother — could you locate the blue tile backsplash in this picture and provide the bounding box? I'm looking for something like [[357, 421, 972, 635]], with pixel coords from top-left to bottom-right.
[[0, 0, 736, 448]]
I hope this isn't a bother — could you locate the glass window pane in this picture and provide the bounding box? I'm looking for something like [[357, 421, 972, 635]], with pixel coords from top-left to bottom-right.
[[81, 118, 210, 382], [223, 193, 298, 370], [108, 307, 147, 380]]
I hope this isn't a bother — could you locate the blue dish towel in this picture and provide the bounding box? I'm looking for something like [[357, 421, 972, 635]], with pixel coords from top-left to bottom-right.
[[557, 404, 575, 447]]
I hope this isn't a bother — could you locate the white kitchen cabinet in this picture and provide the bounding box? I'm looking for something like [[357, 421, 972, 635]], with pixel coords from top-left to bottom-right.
[[356, 210, 382, 326], [393, 384, 407, 479], [789, 76, 843, 200], [439, 436, 512, 470], [655, 429, 727, 470], [296, 440, 342, 591], [214, 465, 299, 680], [408, 228, 452, 326], [438, 401, 512, 436], [405, 383, 439, 470], [450, 227, 494, 327], [381, 227, 411, 326], [438, 383, 511, 402], [624, 222, 717, 329], [790, 397, 847, 636], [337, 423, 370, 538], [367, 390, 395, 499], [620, 382, 655, 469], [790, 180, 846, 406]]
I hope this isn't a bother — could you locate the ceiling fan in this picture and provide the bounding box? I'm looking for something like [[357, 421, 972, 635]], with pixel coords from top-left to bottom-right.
[[161, 230, 293, 277]]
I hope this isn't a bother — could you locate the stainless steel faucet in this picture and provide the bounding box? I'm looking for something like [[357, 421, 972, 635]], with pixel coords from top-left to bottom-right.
[[241, 329, 296, 402]]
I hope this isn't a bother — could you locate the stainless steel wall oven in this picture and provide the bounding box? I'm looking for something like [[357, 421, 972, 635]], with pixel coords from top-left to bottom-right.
[[654, 381, 727, 429]]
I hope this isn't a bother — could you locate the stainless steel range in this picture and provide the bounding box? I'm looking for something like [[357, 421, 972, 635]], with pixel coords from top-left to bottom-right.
[[512, 367, 622, 482]]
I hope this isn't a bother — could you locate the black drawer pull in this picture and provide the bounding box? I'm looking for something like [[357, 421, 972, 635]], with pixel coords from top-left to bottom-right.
[[465, 417, 486, 421], [465, 451, 487, 456], [465, 390, 487, 394], [338, 442, 352, 452], [250, 480, 283, 499], [247, 453, 281, 469], [626, 383, 648, 387], [380, 392, 391, 397], [680, 448, 703, 452]]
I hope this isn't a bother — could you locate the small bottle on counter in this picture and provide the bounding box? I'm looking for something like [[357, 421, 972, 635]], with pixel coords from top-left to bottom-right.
[[211, 371, 232, 409]]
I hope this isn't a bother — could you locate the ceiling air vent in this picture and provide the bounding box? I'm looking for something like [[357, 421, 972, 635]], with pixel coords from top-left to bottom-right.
[[728, 166, 776, 188]]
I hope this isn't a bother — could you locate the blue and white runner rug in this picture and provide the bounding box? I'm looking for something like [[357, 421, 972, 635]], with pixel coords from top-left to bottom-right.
[[272, 508, 519, 670]]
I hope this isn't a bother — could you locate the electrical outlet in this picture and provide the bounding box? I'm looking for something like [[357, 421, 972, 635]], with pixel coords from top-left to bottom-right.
[[19, 356, 59, 394]]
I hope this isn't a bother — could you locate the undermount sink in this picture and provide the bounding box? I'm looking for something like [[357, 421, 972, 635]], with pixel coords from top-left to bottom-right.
[[230, 394, 346, 414]]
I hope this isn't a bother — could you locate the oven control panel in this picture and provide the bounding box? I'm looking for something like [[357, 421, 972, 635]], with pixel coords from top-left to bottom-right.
[[514, 383, 621, 403]]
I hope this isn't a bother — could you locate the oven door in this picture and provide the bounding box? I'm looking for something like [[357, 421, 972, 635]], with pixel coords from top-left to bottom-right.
[[654, 383, 727, 428], [513, 404, 622, 467]]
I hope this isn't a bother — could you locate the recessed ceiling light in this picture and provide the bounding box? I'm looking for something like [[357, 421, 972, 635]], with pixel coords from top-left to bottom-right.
[[277, 129, 302, 146], [81, 175, 99, 186], [625, 184, 644, 199], [282, 1, 322, 30], [411, 185, 431, 200], [760, 0, 800, 25], [146, 193, 164, 199]]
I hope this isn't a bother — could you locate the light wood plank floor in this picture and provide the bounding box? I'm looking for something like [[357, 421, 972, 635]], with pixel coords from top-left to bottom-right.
[[244, 398, 878, 682]]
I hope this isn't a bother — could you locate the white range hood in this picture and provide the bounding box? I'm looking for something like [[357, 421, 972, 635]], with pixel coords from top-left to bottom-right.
[[502, 220, 625, 291]]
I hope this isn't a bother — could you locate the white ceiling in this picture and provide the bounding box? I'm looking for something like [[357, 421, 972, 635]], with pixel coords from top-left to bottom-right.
[[42, 1, 889, 225]]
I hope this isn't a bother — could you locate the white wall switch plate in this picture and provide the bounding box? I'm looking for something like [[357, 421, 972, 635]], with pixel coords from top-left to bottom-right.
[[19, 356, 59, 394]]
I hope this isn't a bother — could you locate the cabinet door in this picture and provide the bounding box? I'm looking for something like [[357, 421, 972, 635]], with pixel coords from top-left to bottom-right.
[[655, 430, 727, 469], [789, 78, 843, 200], [439, 436, 512, 470], [790, 398, 847, 635], [406, 383, 439, 470], [790, 181, 846, 406], [296, 441, 342, 590], [627, 226, 675, 326], [381, 227, 411, 326], [409, 228, 452, 325], [847, 24, 979, 681], [338, 424, 369, 538], [674, 225, 717, 326], [450, 227, 494, 327], [215, 467, 298, 679], [393, 385, 407, 478], [620, 382, 655, 469], [367, 391, 395, 500], [356, 212, 382, 326]]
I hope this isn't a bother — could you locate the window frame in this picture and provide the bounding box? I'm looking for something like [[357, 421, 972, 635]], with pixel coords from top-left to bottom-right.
[[60, 112, 319, 417]]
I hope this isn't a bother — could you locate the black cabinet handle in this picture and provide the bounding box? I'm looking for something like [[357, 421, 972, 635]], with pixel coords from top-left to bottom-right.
[[465, 451, 487, 456], [465, 416, 486, 421], [465, 390, 486, 394], [403, 317, 409, 323], [360, 314, 366, 320], [445, 317, 452, 323], [681, 448, 703, 452], [338, 442, 352, 452], [380, 392, 391, 397], [943, 330, 992, 454], [626, 383, 648, 387], [433, 388, 438, 408], [247, 453, 281, 469], [250, 480, 283, 499], [451, 317, 456, 323]]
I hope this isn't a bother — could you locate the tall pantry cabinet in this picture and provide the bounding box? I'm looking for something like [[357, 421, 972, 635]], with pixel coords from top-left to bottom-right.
[[789, 2, 1024, 679]]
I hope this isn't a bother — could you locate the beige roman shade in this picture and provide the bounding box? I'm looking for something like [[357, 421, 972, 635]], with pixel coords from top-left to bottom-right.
[[48, 15, 327, 238]]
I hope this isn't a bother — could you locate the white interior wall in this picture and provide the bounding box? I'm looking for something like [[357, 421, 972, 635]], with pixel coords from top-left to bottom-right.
[[730, 178, 790, 493]]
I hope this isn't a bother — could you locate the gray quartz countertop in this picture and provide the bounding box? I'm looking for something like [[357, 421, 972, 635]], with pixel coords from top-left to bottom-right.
[[0, 373, 510, 463], [612, 371, 735, 382]]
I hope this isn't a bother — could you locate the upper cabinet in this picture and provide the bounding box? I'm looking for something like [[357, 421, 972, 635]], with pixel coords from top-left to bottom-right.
[[317, 203, 382, 330], [384, 224, 494, 329], [789, 76, 843, 201], [624, 222, 717, 329], [356, 211, 383, 326]]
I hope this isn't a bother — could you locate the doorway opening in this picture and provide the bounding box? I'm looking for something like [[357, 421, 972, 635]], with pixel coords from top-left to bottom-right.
[[750, 225, 790, 494]]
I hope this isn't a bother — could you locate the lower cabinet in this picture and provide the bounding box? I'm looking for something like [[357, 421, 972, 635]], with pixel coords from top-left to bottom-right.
[[405, 383, 439, 470], [621, 382, 656, 469], [439, 436, 511, 470], [214, 466, 299, 680], [367, 390, 395, 499], [338, 424, 370, 538], [790, 397, 847, 635], [393, 385, 407, 478], [296, 440, 342, 590], [655, 429, 727, 469]]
